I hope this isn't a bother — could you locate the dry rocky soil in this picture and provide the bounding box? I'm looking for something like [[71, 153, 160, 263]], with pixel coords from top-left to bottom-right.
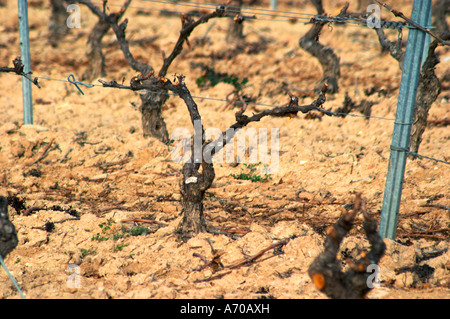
[[0, 0, 449, 299]]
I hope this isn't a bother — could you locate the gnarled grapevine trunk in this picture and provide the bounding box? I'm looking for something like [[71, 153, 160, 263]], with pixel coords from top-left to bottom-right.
[[100, 75, 331, 242], [82, 19, 110, 80], [0, 196, 18, 259], [299, 0, 340, 94], [432, 0, 449, 33], [108, 10, 171, 143], [97, 3, 332, 242], [177, 161, 215, 242], [140, 89, 170, 143], [48, 0, 69, 47], [371, 5, 448, 157], [409, 35, 449, 155], [308, 194, 385, 299], [226, 0, 244, 43]]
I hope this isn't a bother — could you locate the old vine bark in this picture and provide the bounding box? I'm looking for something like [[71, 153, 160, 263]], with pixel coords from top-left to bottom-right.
[[82, 19, 110, 80], [308, 193, 386, 299], [299, 1, 369, 94], [374, 21, 449, 156], [299, 0, 341, 93], [48, 0, 69, 47], [226, 0, 244, 43], [410, 33, 450, 155], [76, 0, 170, 143]]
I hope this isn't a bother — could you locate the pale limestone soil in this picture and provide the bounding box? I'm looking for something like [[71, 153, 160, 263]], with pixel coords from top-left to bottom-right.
[[0, 0, 448, 299]]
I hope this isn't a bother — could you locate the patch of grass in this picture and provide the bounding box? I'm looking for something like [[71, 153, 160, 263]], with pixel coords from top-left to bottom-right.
[[98, 218, 115, 233], [112, 231, 126, 240], [92, 218, 116, 242], [223, 75, 248, 91], [114, 243, 128, 252], [196, 67, 248, 91], [79, 248, 97, 258], [230, 163, 272, 183], [91, 233, 109, 242], [126, 225, 150, 236], [92, 221, 152, 242]]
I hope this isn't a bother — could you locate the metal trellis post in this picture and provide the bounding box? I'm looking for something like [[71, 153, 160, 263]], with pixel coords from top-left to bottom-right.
[[270, 0, 277, 10], [18, 0, 33, 125], [379, 0, 432, 240]]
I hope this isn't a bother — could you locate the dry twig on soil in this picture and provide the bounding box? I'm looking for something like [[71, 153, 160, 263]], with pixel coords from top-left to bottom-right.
[[226, 238, 289, 269], [28, 138, 60, 166], [120, 218, 167, 226], [192, 238, 289, 282]]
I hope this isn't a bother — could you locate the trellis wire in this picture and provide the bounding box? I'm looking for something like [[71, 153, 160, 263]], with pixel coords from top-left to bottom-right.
[[136, 0, 423, 29], [6, 72, 447, 167], [100, 0, 423, 28], [94, 0, 318, 24], [137, 0, 314, 17], [34, 74, 401, 121]]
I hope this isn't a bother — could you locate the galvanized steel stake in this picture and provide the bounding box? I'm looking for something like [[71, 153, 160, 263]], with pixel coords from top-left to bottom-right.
[[270, 0, 277, 10], [18, 0, 33, 124], [379, 0, 432, 240]]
